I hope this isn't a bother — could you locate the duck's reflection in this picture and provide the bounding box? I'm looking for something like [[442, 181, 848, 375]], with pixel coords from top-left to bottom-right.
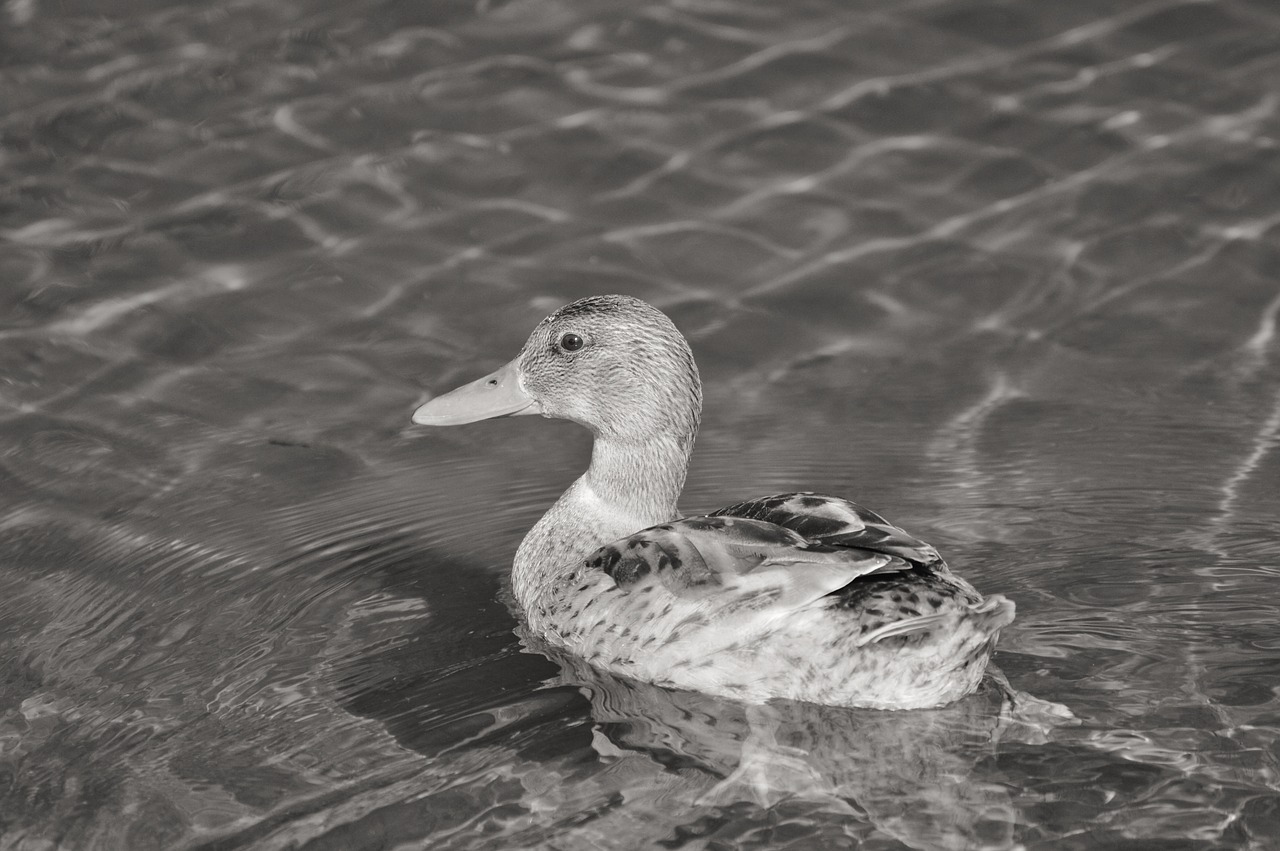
[[526, 635, 1073, 851]]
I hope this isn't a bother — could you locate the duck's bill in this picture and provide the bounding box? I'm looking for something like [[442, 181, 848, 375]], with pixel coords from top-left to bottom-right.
[[412, 359, 540, 426]]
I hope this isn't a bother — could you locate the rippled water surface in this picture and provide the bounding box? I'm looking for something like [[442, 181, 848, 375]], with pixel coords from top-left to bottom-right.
[[3, 0, 1280, 848]]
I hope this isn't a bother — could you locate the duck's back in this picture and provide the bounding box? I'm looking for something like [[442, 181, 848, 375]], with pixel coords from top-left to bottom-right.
[[552, 492, 1015, 709], [707, 492, 943, 567]]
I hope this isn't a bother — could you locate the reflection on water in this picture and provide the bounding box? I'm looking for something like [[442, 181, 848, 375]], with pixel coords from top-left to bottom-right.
[[3, 0, 1280, 847]]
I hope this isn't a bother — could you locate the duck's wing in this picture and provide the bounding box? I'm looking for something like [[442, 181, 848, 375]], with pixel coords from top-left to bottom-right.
[[586, 514, 912, 613], [707, 492, 944, 569]]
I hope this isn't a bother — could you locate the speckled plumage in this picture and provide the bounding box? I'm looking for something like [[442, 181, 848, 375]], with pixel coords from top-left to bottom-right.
[[415, 295, 1015, 710]]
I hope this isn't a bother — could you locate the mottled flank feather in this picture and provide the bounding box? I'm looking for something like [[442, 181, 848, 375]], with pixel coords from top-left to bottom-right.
[[414, 295, 1015, 709]]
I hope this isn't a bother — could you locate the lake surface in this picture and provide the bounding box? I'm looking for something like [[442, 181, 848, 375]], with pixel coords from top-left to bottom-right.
[[3, 0, 1280, 848]]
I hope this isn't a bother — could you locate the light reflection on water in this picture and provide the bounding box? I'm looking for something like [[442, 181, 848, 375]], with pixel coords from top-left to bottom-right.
[[3, 0, 1280, 847]]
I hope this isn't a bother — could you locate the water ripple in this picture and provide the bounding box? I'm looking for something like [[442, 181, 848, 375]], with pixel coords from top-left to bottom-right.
[[3, 0, 1280, 847]]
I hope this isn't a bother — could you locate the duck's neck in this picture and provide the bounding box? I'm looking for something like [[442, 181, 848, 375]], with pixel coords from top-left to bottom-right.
[[583, 435, 689, 521], [513, 434, 692, 612]]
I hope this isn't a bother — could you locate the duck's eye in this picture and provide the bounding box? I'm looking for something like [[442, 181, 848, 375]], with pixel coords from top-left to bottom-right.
[[559, 333, 584, 352]]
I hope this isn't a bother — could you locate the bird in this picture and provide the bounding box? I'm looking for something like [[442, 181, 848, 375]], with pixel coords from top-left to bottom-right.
[[412, 294, 1014, 709]]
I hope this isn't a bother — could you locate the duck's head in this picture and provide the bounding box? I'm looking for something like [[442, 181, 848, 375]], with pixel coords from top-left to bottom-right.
[[413, 295, 702, 446]]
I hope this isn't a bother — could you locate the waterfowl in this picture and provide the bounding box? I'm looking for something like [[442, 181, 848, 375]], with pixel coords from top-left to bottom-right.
[[412, 295, 1014, 710]]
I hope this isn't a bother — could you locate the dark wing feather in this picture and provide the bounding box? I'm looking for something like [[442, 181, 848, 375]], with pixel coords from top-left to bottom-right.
[[708, 492, 944, 569]]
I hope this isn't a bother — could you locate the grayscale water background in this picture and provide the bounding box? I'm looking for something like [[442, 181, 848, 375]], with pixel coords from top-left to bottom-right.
[[2, 0, 1280, 847]]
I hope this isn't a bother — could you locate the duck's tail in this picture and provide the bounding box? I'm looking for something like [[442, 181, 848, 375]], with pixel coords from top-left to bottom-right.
[[970, 593, 1016, 634], [849, 592, 1016, 708], [943, 593, 1016, 685], [951, 594, 1016, 666]]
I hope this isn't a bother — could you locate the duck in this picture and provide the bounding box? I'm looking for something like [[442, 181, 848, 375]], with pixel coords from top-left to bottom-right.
[[412, 295, 1015, 710]]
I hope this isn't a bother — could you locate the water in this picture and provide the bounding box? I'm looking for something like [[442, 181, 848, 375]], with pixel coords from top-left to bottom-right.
[[2, 0, 1279, 847]]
